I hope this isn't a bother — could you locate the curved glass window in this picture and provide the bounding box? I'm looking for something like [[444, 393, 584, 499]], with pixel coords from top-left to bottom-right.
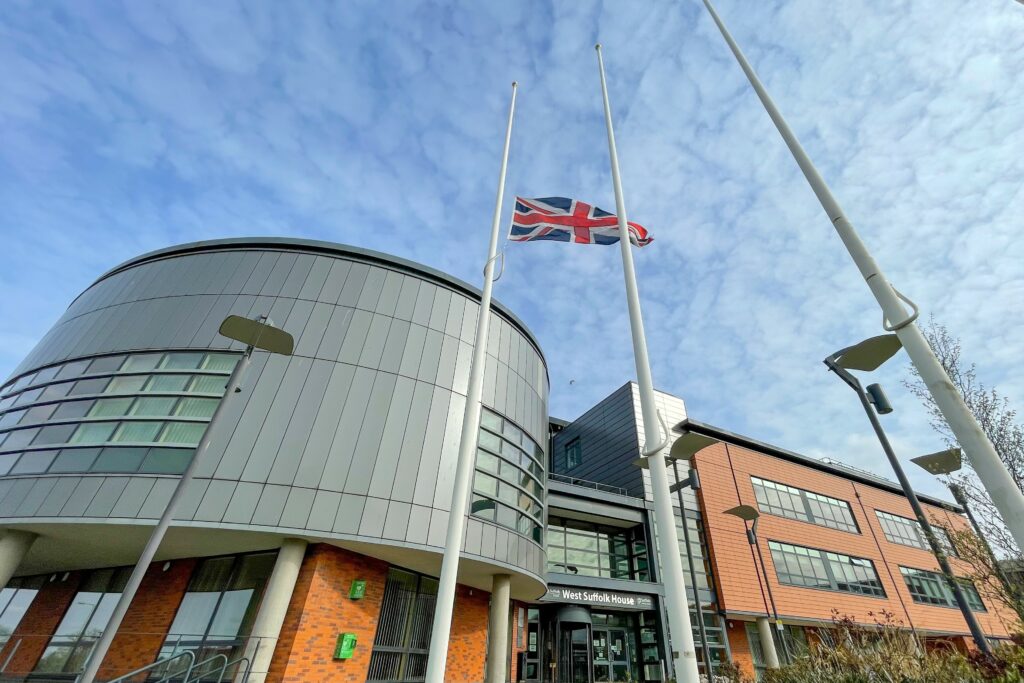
[[0, 351, 238, 477], [470, 407, 545, 544]]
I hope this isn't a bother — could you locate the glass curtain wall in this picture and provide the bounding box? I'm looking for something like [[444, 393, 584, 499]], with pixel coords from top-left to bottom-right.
[[158, 551, 277, 675], [0, 575, 45, 647], [34, 567, 133, 675], [546, 516, 649, 581]]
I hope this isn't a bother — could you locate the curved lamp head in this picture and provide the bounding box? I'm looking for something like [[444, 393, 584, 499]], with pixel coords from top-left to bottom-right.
[[669, 432, 720, 461], [831, 334, 902, 371], [723, 504, 759, 522], [219, 315, 294, 355], [911, 448, 963, 476]]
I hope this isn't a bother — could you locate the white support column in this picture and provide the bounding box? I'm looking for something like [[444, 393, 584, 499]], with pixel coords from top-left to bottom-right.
[[237, 538, 308, 683], [755, 618, 780, 670], [0, 530, 37, 588], [485, 574, 512, 683]]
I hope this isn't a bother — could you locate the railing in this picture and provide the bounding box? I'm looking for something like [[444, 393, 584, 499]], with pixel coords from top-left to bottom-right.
[[548, 472, 634, 497], [0, 633, 264, 683]]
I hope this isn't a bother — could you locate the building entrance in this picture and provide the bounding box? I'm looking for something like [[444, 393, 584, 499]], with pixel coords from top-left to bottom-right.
[[523, 604, 654, 682]]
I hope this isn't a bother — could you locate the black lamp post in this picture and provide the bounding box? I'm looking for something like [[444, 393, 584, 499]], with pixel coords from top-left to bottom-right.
[[825, 334, 992, 656]]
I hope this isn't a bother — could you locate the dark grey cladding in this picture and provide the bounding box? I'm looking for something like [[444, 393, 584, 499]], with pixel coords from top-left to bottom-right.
[[0, 238, 549, 590]]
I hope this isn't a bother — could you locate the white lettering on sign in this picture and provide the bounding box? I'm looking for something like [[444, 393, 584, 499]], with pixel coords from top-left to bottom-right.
[[541, 587, 653, 610]]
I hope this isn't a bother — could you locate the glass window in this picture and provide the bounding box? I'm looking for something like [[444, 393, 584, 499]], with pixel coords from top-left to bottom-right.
[[769, 541, 885, 597], [39, 382, 73, 402], [8, 373, 38, 393], [751, 477, 857, 533], [367, 568, 438, 682], [146, 375, 191, 392], [899, 567, 986, 611], [480, 410, 502, 433], [14, 388, 44, 406], [0, 576, 45, 647], [105, 375, 149, 394], [32, 424, 77, 446], [130, 397, 179, 417], [158, 422, 206, 445], [52, 400, 94, 420], [159, 552, 276, 666], [139, 448, 194, 474], [0, 409, 26, 429], [546, 516, 649, 581], [161, 353, 205, 370], [86, 355, 126, 374], [34, 567, 131, 674], [201, 354, 239, 372], [565, 437, 581, 470], [174, 398, 218, 419], [111, 421, 163, 443], [0, 454, 20, 476], [69, 378, 110, 396], [55, 360, 90, 380], [32, 366, 62, 385], [49, 448, 102, 474], [91, 447, 148, 473], [876, 510, 956, 556], [70, 422, 117, 445], [121, 354, 162, 372], [10, 450, 58, 475], [88, 397, 135, 418], [188, 375, 228, 394], [2, 428, 39, 450], [21, 404, 57, 424]]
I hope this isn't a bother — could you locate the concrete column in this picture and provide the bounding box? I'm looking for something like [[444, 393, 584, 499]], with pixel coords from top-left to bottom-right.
[[485, 574, 512, 683], [756, 617, 780, 669], [0, 530, 38, 588], [237, 538, 308, 683]]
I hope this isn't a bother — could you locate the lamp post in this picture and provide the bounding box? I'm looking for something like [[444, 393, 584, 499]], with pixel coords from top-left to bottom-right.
[[723, 504, 789, 668], [78, 315, 294, 683], [825, 336, 992, 655], [911, 450, 1022, 618]]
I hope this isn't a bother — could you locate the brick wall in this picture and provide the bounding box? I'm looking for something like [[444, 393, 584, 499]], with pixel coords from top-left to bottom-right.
[[267, 543, 490, 683], [725, 621, 755, 680], [696, 442, 1017, 638], [1, 571, 82, 676], [98, 558, 196, 681]]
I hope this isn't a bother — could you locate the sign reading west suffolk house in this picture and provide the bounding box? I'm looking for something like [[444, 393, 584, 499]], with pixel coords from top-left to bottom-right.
[[541, 586, 655, 611]]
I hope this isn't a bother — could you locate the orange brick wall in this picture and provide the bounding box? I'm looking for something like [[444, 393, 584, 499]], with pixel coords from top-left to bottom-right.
[[725, 621, 755, 680], [267, 543, 490, 683], [695, 442, 1017, 638], [98, 559, 196, 681], [1, 571, 82, 676]]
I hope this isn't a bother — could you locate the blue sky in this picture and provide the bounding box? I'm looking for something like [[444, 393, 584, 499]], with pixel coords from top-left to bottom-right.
[[2, 0, 1022, 502]]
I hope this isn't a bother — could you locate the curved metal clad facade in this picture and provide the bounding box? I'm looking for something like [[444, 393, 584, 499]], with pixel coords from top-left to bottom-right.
[[0, 239, 549, 592]]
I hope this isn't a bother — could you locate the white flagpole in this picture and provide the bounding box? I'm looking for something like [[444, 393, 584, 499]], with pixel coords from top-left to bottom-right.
[[700, 0, 1024, 552], [595, 44, 701, 682], [424, 81, 517, 683]]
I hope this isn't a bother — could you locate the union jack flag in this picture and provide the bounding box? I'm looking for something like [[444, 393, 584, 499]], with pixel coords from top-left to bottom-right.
[[509, 197, 653, 247]]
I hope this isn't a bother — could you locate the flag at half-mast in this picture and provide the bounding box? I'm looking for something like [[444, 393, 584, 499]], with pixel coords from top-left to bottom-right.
[[509, 196, 653, 247]]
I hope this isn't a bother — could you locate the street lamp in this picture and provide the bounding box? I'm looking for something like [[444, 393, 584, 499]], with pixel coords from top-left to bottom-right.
[[722, 505, 788, 669], [79, 315, 294, 683], [911, 451, 1022, 614], [825, 336, 992, 655]]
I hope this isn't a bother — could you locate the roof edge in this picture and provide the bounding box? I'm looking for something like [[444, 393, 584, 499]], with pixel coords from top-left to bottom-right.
[[85, 236, 547, 366], [675, 418, 962, 513]]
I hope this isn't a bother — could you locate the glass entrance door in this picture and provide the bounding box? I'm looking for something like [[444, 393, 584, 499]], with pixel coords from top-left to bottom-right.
[[557, 624, 592, 683], [593, 628, 630, 682]]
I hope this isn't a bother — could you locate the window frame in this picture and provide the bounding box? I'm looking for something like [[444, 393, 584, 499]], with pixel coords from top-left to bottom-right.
[[899, 566, 986, 612], [767, 540, 886, 598], [875, 510, 958, 557], [751, 476, 860, 534], [565, 437, 582, 470]]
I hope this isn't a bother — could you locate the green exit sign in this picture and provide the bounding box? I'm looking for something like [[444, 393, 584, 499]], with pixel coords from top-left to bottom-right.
[[349, 580, 366, 599], [334, 632, 357, 660]]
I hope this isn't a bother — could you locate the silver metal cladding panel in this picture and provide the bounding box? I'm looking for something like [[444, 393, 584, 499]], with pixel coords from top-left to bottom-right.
[[1, 242, 549, 584]]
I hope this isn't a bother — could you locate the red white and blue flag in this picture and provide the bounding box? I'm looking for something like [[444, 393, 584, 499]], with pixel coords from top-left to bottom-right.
[[509, 197, 653, 247]]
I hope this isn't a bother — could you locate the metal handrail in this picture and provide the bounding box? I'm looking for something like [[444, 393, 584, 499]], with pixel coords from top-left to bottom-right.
[[104, 650, 196, 683], [185, 653, 227, 683], [548, 472, 633, 497]]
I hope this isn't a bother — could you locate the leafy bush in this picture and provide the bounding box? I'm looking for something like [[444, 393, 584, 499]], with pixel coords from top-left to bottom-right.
[[754, 610, 1024, 683]]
